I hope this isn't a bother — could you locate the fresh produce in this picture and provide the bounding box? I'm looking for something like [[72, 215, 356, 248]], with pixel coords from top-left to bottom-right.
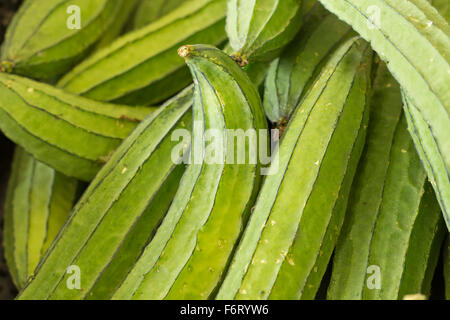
[[3, 147, 79, 289], [263, 4, 352, 123], [328, 63, 445, 300], [113, 45, 267, 300], [0, 0, 127, 82], [58, 0, 228, 106], [317, 0, 450, 231], [217, 36, 372, 300], [132, 0, 185, 29], [0, 72, 154, 181], [0, 0, 448, 302], [17, 88, 193, 300], [226, 0, 304, 63]]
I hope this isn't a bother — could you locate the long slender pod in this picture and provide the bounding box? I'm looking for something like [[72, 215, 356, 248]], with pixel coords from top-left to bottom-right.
[[226, 0, 304, 62], [94, 0, 140, 49], [132, 0, 186, 29], [0, 72, 154, 181], [216, 37, 372, 300], [3, 147, 79, 290], [316, 0, 450, 230], [58, 0, 227, 106], [328, 63, 445, 300], [0, 0, 126, 81], [113, 45, 267, 300], [17, 88, 193, 300], [263, 3, 353, 123]]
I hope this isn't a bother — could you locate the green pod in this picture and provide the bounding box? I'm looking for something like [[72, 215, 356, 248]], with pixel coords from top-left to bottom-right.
[[94, 0, 140, 49], [226, 0, 304, 62], [316, 0, 450, 230], [58, 0, 227, 106], [444, 237, 450, 299], [3, 147, 79, 290], [133, 0, 186, 29], [217, 37, 372, 300], [327, 63, 445, 300], [0, 0, 126, 82], [113, 45, 267, 300], [263, 4, 352, 123], [17, 88, 193, 300], [0, 72, 154, 181]]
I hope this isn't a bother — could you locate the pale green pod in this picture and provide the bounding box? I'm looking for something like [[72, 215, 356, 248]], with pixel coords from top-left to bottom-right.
[[94, 0, 140, 49], [328, 63, 445, 300], [17, 88, 193, 300], [226, 0, 304, 62], [58, 0, 227, 106], [113, 45, 267, 300], [0, 0, 127, 82], [133, 0, 186, 29], [263, 4, 353, 123], [430, 0, 450, 21], [317, 0, 450, 230], [0, 72, 154, 181], [3, 147, 79, 290], [216, 37, 372, 300]]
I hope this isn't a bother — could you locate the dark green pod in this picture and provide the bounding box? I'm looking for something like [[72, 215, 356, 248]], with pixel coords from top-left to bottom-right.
[[3, 147, 79, 289], [17, 88, 193, 300], [263, 4, 352, 123], [0, 72, 154, 181], [217, 37, 372, 300], [113, 45, 267, 300], [0, 0, 126, 81], [132, 0, 186, 29], [58, 0, 227, 106], [444, 237, 450, 299], [328, 63, 445, 300], [226, 0, 304, 62]]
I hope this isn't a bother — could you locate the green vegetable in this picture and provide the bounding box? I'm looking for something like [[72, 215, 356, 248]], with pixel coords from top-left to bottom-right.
[[0, 72, 154, 181], [58, 0, 227, 106], [217, 37, 372, 300], [3, 147, 79, 289]]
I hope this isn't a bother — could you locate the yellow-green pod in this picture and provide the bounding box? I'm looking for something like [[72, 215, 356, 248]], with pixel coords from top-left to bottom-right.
[[0, 0, 127, 82], [3, 147, 79, 289], [217, 37, 372, 300], [132, 0, 185, 29], [58, 0, 227, 106]]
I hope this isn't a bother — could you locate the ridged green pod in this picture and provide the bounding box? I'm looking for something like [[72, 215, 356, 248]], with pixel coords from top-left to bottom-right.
[[317, 0, 450, 230], [0, 72, 154, 181], [95, 0, 140, 49], [3, 147, 79, 290], [113, 45, 267, 300], [0, 0, 127, 81], [327, 63, 445, 300], [17, 88, 193, 300], [226, 0, 304, 62], [58, 0, 227, 106], [133, 0, 185, 29], [217, 37, 372, 300], [263, 4, 352, 123]]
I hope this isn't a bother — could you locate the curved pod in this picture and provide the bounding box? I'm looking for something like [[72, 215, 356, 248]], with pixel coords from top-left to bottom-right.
[[17, 88, 193, 300], [58, 0, 227, 106], [113, 45, 267, 300]]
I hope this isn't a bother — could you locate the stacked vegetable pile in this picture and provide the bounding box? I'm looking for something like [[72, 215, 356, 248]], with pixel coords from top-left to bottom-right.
[[0, 0, 449, 300]]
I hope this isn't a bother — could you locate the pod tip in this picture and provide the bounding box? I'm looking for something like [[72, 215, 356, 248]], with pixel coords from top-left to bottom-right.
[[178, 45, 193, 58]]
